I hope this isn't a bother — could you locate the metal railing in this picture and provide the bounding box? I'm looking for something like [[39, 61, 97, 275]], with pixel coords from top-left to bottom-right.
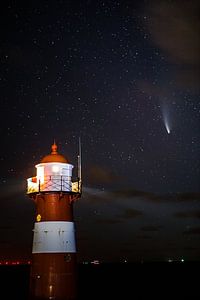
[[27, 175, 81, 194]]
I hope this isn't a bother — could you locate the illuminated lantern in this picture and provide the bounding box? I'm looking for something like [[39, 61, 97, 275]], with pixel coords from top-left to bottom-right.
[[27, 142, 81, 300]]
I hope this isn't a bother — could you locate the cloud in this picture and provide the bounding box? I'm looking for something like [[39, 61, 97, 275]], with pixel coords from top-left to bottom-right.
[[140, 225, 163, 232], [143, 0, 200, 94], [146, 0, 200, 65], [111, 188, 200, 203], [118, 208, 143, 219], [136, 235, 152, 240], [174, 193, 200, 202], [183, 227, 200, 235], [81, 186, 112, 203], [86, 165, 120, 185], [111, 189, 159, 202], [174, 211, 200, 219], [82, 186, 200, 204], [147, 192, 200, 203], [96, 218, 122, 224]]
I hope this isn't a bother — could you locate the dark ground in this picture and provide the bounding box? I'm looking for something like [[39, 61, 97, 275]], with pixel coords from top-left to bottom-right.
[[0, 262, 199, 299]]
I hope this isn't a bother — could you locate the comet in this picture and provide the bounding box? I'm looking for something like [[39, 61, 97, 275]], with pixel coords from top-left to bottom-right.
[[163, 114, 171, 134], [161, 100, 171, 134], [164, 120, 170, 134]]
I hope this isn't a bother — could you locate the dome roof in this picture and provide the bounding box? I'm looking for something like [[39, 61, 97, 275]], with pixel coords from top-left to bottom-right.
[[41, 142, 69, 163]]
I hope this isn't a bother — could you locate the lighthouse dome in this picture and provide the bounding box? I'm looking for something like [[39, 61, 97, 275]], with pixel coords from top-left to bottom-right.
[[41, 142, 69, 163]]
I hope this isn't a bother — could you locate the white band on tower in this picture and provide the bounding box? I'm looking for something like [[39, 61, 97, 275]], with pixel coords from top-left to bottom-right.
[[32, 221, 76, 253]]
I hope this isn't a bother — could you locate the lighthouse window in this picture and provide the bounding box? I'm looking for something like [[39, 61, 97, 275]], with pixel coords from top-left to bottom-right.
[[52, 165, 59, 173]]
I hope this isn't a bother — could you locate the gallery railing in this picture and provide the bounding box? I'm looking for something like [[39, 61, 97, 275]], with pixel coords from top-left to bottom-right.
[[27, 175, 81, 194]]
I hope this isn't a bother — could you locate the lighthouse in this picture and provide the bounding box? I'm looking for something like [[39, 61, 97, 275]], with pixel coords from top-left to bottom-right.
[[27, 142, 81, 300]]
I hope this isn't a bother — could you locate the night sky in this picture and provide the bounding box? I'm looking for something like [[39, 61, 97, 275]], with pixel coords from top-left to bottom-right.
[[0, 1, 199, 262]]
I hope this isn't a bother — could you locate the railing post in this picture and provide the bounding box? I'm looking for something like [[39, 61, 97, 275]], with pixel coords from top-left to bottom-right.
[[61, 175, 62, 191], [78, 177, 80, 193], [39, 179, 40, 193]]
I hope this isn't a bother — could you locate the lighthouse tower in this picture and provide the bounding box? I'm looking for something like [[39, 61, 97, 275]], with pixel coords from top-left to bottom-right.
[[27, 142, 81, 300]]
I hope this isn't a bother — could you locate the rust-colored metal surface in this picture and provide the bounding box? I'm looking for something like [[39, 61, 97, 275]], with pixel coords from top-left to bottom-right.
[[29, 253, 77, 300], [41, 142, 69, 163], [35, 193, 74, 221]]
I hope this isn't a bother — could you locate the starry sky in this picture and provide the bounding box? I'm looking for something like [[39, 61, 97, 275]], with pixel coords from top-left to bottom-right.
[[0, 0, 199, 262]]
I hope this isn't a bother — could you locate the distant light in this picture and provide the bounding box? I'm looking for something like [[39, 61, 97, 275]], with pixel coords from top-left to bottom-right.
[[52, 165, 59, 173], [168, 258, 173, 263], [181, 259, 184, 263], [91, 260, 100, 265]]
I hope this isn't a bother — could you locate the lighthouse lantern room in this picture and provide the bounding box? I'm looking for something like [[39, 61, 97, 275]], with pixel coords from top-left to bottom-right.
[[27, 143, 81, 194]]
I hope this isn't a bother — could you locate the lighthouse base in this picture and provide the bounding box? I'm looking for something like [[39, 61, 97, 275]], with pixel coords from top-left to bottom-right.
[[29, 253, 77, 300]]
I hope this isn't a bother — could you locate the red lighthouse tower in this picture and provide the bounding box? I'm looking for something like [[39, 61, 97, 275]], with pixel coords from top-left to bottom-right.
[[27, 142, 81, 300]]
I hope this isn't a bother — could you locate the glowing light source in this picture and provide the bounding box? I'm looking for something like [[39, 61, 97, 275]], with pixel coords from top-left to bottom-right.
[[37, 166, 44, 183], [52, 165, 60, 173]]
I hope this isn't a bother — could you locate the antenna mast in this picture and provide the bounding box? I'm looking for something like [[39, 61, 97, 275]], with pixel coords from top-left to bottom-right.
[[78, 137, 82, 192]]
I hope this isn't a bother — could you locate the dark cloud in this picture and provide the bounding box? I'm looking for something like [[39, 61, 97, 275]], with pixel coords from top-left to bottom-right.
[[86, 165, 120, 185], [83, 187, 200, 205], [81, 187, 112, 204], [146, 0, 200, 65], [174, 193, 200, 202], [143, 0, 200, 94], [96, 218, 122, 225], [136, 235, 152, 240], [174, 211, 200, 219], [112, 189, 200, 203], [140, 226, 163, 232], [111, 189, 159, 202], [152, 192, 200, 203], [118, 208, 143, 219], [183, 227, 200, 235], [151, 192, 200, 203]]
